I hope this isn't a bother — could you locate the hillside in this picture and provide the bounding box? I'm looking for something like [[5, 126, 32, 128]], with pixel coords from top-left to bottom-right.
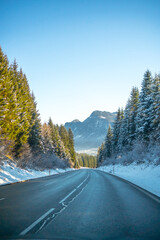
[[65, 111, 116, 154]]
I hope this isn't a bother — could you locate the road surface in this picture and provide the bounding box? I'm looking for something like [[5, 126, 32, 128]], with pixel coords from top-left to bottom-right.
[[0, 169, 160, 239]]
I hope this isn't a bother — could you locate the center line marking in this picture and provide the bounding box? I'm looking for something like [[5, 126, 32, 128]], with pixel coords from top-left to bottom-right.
[[59, 174, 89, 204], [19, 208, 54, 236], [59, 189, 76, 204]]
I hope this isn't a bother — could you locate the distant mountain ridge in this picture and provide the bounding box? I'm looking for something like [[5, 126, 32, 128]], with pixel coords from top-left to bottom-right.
[[65, 110, 116, 154]]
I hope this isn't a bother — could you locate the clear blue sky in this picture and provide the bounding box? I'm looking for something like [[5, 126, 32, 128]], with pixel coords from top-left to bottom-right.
[[1, 0, 160, 124]]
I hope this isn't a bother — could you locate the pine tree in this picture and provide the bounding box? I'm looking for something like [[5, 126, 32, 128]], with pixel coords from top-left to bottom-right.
[[48, 120, 70, 160], [0, 53, 28, 157], [59, 125, 71, 157], [128, 87, 139, 146], [48, 118, 57, 153], [41, 123, 53, 153], [151, 74, 160, 142], [97, 142, 105, 165], [104, 125, 113, 158], [0, 47, 10, 140], [68, 128, 76, 166], [59, 125, 69, 147], [136, 70, 153, 144], [54, 125, 64, 158], [28, 92, 42, 153], [112, 108, 124, 154], [118, 103, 130, 153], [9, 61, 32, 157]]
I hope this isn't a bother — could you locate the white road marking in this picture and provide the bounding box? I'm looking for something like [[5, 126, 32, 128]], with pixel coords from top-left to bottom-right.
[[0, 198, 5, 201], [19, 208, 55, 236], [59, 174, 89, 204], [103, 171, 160, 204], [20, 173, 89, 235], [76, 181, 84, 189], [37, 176, 89, 233], [129, 183, 160, 204], [59, 189, 76, 204]]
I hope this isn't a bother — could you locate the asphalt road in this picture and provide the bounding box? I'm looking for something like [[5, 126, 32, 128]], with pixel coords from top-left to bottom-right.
[[0, 169, 160, 240]]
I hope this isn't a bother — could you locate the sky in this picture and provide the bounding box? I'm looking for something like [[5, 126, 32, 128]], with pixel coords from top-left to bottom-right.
[[1, 0, 160, 124]]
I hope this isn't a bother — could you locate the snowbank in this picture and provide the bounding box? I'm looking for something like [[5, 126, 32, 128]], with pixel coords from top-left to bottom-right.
[[99, 163, 160, 197], [0, 160, 73, 186]]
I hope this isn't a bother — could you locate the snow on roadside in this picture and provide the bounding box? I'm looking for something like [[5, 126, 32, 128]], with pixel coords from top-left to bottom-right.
[[98, 163, 160, 197], [0, 160, 73, 186]]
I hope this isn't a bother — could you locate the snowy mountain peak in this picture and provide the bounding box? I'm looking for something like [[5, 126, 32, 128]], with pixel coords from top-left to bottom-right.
[[72, 119, 81, 123], [65, 110, 116, 153], [90, 110, 116, 120]]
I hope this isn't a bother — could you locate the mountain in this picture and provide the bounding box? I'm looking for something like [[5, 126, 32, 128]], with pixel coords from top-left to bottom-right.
[[65, 111, 116, 155]]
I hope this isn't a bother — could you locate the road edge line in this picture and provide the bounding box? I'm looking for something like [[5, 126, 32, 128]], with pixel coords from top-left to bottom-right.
[[97, 169, 160, 204]]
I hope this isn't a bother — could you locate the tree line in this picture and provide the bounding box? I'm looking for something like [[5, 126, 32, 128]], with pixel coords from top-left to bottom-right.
[[0, 46, 76, 169], [76, 153, 97, 168], [97, 70, 160, 165]]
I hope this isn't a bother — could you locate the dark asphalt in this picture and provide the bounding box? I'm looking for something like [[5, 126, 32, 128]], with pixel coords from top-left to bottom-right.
[[0, 169, 160, 240]]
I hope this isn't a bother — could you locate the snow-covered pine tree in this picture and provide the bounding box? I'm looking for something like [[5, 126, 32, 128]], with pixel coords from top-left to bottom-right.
[[48, 117, 58, 154], [59, 125, 71, 157], [151, 74, 160, 142], [112, 108, 124, 155], [128, 87, 139, 146], [136, 70, 153, 144], [41, 123, 53, 153], [118, 101, 130, 153], [48, 120, 70, 160]]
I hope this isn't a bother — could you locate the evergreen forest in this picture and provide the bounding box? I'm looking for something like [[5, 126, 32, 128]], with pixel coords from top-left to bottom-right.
[[97, 70, 160, 166], [76, 153, 97, 168], [0, 47, 76, 169]]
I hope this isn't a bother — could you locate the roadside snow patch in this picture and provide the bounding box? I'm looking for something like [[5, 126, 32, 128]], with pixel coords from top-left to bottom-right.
[[0, 160, 73, 186]]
